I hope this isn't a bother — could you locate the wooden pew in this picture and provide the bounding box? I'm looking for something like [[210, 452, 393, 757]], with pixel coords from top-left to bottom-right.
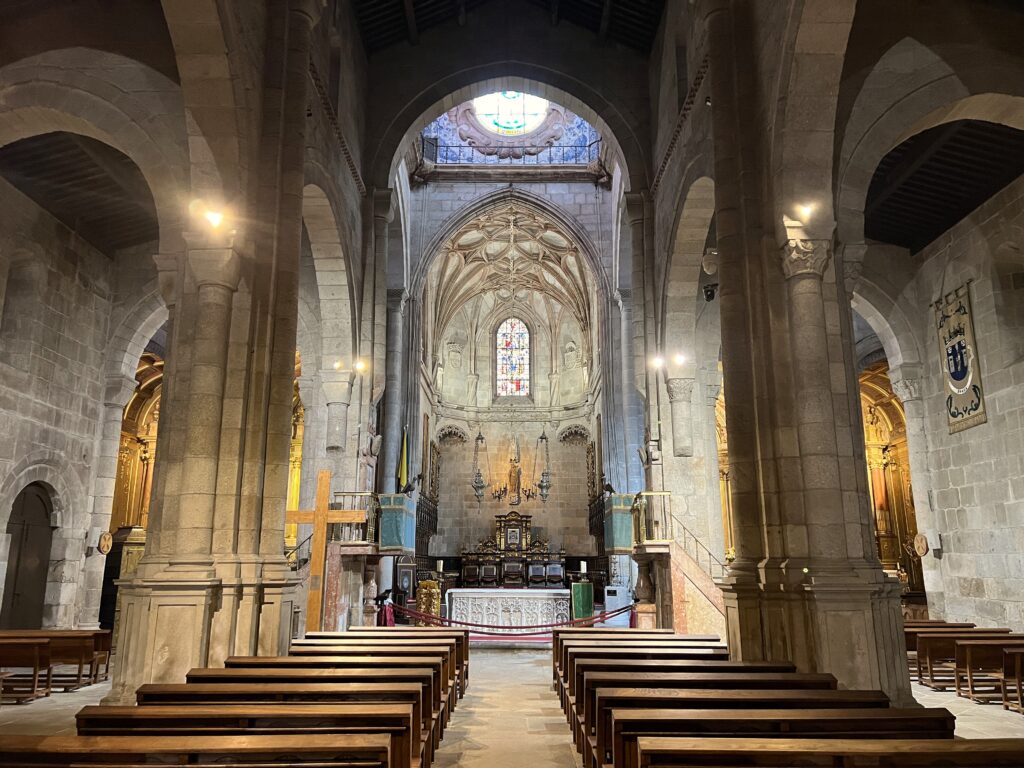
[[0, 733, 391, 766], [558, 638, 726, 687], [328, 627, 471, 693], [0, 630, 107, 691], [550, 628, 679, 682], [633, 736, 1024, 767], [190, 665, 444, 749], [904, 623, 982, 652], [915, 630, 1017, 688], [289, 640, 459, 708], [0, 638, 53, 702], [76, 703, 418, 768], [593, 687, 891, 768], [1003, 647, 1024, 714], [954, 639, 1024, 702], [611, 708, 956, 768], [573, 671, 836, 754]]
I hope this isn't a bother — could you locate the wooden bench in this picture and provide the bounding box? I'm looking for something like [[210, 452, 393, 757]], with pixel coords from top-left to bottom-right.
[[0, 733, 391, 766], [135, 681, 432, 767], [915, 630, 1017, 689], [611, 708, 955, 768], [189, 665, 443, 749], [76, 703, 418, 768], [1003, 647, 1024, 714], [593, 687, 891, 768], [633, 736, 1024, 767], [558, 638, 726, 686], [0, 638, 53, 702], [0, 630, 107, 691], [329, 627, 471, 693], [953, 639, 1024, 702], [574, 671, 837, 754], [289, 640, 459, 708], [551, 628, 679, 681]]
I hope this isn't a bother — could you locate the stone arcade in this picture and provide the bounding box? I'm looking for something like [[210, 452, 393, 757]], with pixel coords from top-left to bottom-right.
[[1, 0, 1024, 763]]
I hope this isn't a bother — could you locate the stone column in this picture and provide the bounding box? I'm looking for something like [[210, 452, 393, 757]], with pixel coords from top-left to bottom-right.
[[176, 236, 241, 559], [322, 370, 354, 452], [702, 377, 726, 559], [703, 0, 766, 659], [890, 365, 945, 615], [780, 238, 847, 563], [380, 289, 407, 493], [666, 377, 695, 457], [76, 374, 138, 628]]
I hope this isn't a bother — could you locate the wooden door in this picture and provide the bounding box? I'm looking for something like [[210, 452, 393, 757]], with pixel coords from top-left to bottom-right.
[[0, 483, 53, 629]]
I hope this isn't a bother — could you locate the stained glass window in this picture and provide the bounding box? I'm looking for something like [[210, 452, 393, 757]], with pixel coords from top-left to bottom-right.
[[472, 91, 549, 136], [496, 317, 530, 396]]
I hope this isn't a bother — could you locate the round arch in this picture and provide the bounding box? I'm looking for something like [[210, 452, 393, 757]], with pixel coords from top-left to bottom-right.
[[374, 74, 646, 192], [0, 48, 190, 256], [302, 183, 358, 372], [663, 176, 715, 353]]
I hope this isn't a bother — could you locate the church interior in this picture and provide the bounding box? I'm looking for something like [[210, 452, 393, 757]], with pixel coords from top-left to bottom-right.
[[1, 0, 1024, 764]]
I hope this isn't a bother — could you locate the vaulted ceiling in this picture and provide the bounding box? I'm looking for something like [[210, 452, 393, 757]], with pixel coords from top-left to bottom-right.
[[864, 120, 1024, 253], [0, 132, 158, 255], [351, 0, 665, 54]]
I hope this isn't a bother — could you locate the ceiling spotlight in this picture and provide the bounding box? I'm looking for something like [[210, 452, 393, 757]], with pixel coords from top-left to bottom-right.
[[354, 359, 367, 373], [203, 210, 224, 229], [651, 356, 665, 369], [673, 353, 686, 366], [332, 360, 342, 371], [797, 203, 814, 221], [704, 96, 712, 106]]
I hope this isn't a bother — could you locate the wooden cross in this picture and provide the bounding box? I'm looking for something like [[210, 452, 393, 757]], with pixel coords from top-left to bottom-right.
[[285, 469, 367, 631]]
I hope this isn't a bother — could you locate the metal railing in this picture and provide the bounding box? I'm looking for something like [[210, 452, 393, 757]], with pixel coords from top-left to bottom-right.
[[423, 136, 601, 165], [631, 491, 675, 546], [328, 492, 379, 545], [672, 513, 728, 581]]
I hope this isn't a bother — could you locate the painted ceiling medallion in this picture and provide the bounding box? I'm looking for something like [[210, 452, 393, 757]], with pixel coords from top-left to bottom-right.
[[449, 91, 574, 158]]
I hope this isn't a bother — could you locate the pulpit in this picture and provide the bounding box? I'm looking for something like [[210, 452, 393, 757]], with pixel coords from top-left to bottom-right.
[[461, 511, 565, 588]]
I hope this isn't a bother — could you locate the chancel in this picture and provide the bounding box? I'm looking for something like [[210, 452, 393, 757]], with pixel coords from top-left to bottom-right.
[[1, 0, 1024, 765]]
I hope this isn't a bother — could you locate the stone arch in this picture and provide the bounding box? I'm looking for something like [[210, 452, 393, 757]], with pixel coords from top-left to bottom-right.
[[849, 279, 923, 373], [372, 69, 647, 191], [771, 0, 857, 239], [0, 453, 83, 627], [411, 187, 611, 303], [302, 183, 357, 372], [0, 48, 189, 256], [663, 176, 715, 354], [105, 283, 169, 384]]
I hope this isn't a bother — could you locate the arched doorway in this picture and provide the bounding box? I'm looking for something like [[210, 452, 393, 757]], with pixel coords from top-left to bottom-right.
[[0, 483, 53, 629]]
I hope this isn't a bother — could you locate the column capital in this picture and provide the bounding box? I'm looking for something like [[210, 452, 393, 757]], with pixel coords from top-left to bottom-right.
[[665, 377, 695, 402], [373, 188, 395, 223], [184, 235, 241, 291], [104, 374, 138, 409], [321, 369, 354, 405], [781, 238, 831, 279], [889, 364, 924, 403], [623, 191, 648, 224], [387, 288, 409, 314], [152, 253, 179, 307]]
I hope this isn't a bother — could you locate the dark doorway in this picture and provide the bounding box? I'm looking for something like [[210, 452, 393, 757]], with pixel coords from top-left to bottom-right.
[[0, 483, 53, 629]]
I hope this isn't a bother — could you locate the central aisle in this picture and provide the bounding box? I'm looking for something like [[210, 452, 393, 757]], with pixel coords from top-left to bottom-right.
[[434, 647, 580, 768]]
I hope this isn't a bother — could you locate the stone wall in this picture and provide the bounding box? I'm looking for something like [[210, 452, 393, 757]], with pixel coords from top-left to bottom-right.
[[900, 175, 1024, 627], [0, 178, 114, 626]]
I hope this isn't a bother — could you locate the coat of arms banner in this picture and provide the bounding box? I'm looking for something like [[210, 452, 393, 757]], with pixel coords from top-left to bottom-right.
[[935, 283, 987, 434]]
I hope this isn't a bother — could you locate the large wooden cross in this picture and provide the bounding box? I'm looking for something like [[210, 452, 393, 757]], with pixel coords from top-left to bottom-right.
[[285, 469, 367, 631]]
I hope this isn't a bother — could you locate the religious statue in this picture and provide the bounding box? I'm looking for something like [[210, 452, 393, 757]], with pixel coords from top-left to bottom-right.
[[508, 435, 523, 505]]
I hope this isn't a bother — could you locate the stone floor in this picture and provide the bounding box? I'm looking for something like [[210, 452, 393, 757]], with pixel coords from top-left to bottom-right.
[[0, 651, 1023, 763]]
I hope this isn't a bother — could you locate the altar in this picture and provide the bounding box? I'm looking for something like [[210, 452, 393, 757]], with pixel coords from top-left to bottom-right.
[[446, 587, 570, 633], [460, 511, 566, 588]]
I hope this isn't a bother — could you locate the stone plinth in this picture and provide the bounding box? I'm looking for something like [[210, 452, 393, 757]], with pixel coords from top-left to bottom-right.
[[446, 588, 570, 633]]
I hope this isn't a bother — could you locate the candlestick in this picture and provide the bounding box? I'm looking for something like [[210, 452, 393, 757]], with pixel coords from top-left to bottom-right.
[[580, 560, 587, 574], [436, 559, 444, 573]]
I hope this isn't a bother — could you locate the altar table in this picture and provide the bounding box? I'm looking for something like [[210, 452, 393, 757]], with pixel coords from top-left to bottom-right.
[[446, 588, 570, 633]]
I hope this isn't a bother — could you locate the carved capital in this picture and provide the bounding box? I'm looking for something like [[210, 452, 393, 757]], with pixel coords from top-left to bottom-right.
[[387, 288, 409, 314], [322, 369, 354, 405], [184, 235, 241, 292], [665, 377, 695, 402], [104, 374, 138, 409], [890, 371, 922, 404], [373, 188, 395, 223], [781, 238, 831, 279], [624, 191, 647, 225]]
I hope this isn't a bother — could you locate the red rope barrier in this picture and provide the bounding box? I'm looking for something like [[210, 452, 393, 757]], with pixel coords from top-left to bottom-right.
[[392, 601, 634, 631]]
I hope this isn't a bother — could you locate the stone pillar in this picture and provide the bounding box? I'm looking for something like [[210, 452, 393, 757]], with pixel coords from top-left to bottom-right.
[[702, 377, 726, 559], [380, 289, 407, 493], [890, 365, 945, 616], [666, 377, 695, 457], [76, 374, 138, 628], [703, 0, 767, 659], [322, 370, 354, 452]]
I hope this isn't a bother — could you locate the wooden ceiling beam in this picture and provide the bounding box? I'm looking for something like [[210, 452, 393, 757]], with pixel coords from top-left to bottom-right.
[[598, 0, 614, 41], [550, 0, 560, 25], [402, 0, 419, 44], [865, 122, 961, 218]]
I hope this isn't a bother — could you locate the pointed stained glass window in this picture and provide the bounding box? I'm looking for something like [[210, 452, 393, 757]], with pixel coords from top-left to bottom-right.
[[496, 317, 530, 396]]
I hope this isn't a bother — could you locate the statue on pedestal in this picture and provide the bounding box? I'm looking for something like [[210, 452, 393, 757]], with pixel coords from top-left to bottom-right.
[[508, 434, 522, 505]]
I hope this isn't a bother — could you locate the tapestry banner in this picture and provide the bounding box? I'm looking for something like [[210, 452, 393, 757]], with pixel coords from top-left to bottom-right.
[[935, 283, 986, 433]]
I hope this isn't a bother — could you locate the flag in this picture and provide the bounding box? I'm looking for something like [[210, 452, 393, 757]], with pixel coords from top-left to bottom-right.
[[396, 425, 409, 492]]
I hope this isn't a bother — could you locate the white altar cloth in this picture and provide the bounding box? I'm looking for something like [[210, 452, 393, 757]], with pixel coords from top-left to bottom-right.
[[446, 588, 570, 634]]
